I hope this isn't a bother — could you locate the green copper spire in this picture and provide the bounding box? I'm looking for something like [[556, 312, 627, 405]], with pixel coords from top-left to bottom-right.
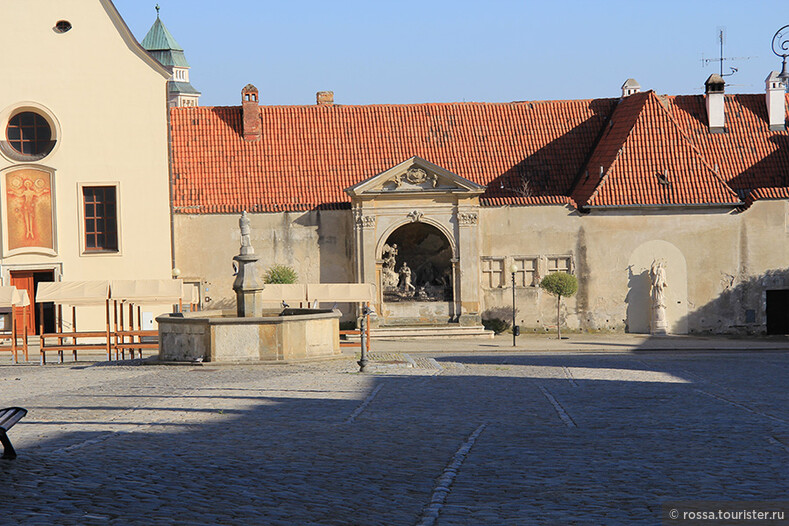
[[141, 7, 201, 106], [141, 15, 189, 68], [142, 17, 184, 53]]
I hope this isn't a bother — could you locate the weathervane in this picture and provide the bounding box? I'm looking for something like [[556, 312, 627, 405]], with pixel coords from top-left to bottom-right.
[[772, 25, 789, 83], [155, 4, 160, 17]]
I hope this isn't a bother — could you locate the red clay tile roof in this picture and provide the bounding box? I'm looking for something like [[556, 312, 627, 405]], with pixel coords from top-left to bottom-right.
[[741, 186, 789, 209], [170, 92, 789, 213], [170, 100, 615, 213], [572, 91, 741, 208], [480, 195, 578, 207]]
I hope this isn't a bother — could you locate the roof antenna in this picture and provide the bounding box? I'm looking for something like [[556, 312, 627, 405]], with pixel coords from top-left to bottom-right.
[[155, 4, 160, 18], [701, 28, 752, 78]]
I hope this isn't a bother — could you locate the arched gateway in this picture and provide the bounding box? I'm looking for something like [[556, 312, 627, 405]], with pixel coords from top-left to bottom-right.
[[381, 222, 454, 302], [345, 156, 485, 327]]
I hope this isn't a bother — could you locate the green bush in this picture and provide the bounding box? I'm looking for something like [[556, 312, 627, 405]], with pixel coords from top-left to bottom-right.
[[264, 265, 298, 284], [540, 272, 578, 339], [482, 318, 510, 335]]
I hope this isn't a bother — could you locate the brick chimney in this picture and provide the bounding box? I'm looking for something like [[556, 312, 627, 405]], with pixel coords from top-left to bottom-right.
[[765, 71, 786, 131], [241, 84, 261, 142], [317, 91, 334, 106], [621, 78, 641, 98], [705, 74, 725, 133]]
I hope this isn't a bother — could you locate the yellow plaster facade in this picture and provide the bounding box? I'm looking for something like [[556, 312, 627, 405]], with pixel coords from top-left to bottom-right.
[[0, 1, 174, 330]]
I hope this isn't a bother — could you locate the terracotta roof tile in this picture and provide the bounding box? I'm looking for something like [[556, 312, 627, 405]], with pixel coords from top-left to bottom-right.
[[171, 92, 789, 213], [741, 186, 789, 209], [170, 100, 615, 213], [572, 91, 740, 208]]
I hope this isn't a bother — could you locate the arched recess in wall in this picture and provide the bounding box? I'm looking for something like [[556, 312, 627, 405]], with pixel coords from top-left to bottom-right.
[[379, 221, 455, 302], [375, 217, 457, 260], [626, 240, 688, 334]]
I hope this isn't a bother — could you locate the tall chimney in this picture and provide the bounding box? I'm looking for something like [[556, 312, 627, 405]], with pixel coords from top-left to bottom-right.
[[317, 91, 334, 106], [241, 84, 262, 142], [705, 74, 725, 134], [621, 78, 641, 98], [765, 71, 786, 131]]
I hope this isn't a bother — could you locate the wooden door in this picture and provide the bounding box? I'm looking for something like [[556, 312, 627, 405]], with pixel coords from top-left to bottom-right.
[[10, 270, 55, 335], [9, 271, 34, 335]]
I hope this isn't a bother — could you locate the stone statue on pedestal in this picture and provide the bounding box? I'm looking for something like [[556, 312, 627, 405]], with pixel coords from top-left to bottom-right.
[[232, 211, 264, 317], [650, 260, 668, 334]]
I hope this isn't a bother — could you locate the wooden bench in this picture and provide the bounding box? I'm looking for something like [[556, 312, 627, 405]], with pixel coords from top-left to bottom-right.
[[112, 329, 158, 360], [40, 331, 111, 365], [0, 407, 27, 459]]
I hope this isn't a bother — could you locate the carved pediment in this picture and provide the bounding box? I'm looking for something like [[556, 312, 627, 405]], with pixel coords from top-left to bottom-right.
[[345, 156, 485, 197]]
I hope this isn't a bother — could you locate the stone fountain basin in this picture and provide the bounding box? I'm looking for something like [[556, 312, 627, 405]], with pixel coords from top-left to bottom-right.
[[157, 308, 341, 363]]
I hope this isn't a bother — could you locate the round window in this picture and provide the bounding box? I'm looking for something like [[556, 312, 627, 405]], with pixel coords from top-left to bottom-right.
[[55, 20, 72, 33], [6, 112, 52, 156]]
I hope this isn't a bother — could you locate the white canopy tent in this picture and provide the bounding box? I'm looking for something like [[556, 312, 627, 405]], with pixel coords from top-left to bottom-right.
[[34, 279, 187, 365], [258, 283, 376, 306], [259, 284, 308, 305], [36, 281, 110, 306], [0, 286, 26, 308], [0, 286, 29, 363], [110, 279, 184, 303], [306, 284, 375, 304]]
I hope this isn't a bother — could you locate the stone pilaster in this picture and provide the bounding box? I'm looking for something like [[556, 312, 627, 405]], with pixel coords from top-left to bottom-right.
[[456, 208, 482, 326]]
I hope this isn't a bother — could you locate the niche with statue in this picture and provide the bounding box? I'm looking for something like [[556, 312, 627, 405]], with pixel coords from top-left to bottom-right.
[[381, 223, 453, 302]]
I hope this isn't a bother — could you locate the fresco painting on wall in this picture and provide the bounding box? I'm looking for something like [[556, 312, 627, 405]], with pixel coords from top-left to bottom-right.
[[5, 169, 53, 252]]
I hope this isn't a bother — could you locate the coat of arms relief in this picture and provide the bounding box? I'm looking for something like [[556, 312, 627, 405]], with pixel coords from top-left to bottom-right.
[[381, 167, 440, 191]]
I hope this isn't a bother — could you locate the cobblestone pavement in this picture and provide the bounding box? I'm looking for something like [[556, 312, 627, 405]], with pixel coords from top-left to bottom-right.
[[1, 344, 787, 525]]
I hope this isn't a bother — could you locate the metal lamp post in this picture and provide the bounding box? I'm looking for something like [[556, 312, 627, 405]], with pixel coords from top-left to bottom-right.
[[358, 304, 376, 372], [510, 263, 518, 347], [772, 25, 789, 84]]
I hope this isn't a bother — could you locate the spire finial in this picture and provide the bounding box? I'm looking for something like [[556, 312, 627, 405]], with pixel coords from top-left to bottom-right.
[[155, 4, 160, 18]]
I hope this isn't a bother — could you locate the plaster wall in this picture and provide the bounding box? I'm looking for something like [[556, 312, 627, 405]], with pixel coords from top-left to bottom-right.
[[0, 1, 173, 328], [174, 211, 354, 313], [479, 203, 785, 334], [174, 200, 789, 335]]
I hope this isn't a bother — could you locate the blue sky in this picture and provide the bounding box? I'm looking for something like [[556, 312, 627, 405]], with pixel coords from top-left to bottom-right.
[[113, 0, 789, 107]]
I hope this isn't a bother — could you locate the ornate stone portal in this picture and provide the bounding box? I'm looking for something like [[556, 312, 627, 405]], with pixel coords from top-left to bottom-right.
[[345, 156, 485, 326]]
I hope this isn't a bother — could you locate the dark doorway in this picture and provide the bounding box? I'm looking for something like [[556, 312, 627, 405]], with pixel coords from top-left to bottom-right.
[[766, 289, 789, 335], [10, 270, 55, 334]]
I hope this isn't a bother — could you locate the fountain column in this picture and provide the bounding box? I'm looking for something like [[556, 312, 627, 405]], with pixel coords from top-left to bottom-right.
[[233, 211, 264, 317]]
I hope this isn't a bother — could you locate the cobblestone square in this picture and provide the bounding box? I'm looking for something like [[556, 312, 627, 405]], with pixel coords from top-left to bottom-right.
[[1, 336, 787, 525]]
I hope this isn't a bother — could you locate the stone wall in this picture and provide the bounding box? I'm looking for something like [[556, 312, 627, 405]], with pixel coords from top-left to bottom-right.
[[479, 201, 789, 334], [174, 210, 354, 314], [174, 200, 789, 335]]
